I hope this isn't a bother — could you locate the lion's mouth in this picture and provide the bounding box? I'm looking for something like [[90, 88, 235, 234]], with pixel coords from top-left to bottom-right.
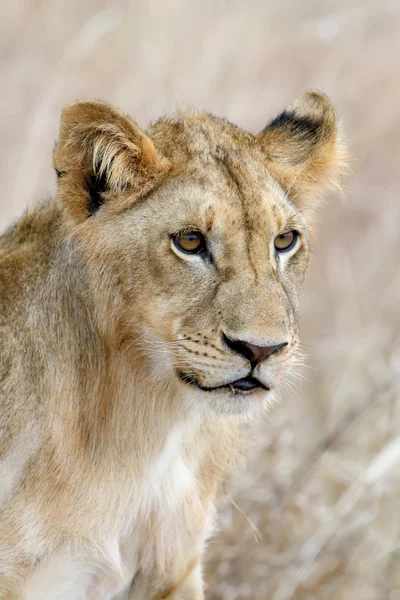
[[177, 372, 270, 394], [229, 376, 267, 392]]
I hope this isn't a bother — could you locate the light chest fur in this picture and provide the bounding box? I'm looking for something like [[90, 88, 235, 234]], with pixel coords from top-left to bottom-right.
[[3, 416, 224, 600]]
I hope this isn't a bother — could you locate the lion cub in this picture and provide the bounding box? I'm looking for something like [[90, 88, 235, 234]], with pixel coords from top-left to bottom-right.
[[0, 91, 345, 599]]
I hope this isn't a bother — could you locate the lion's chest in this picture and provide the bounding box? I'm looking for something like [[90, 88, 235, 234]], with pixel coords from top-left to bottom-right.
[[27, 425, 209, 600], [96, 424, 209, 598], [114, 426, 209, 597]]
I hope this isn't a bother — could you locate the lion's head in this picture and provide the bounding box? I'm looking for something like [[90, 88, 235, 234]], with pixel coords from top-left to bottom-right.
[[53, 91, 346, 415]]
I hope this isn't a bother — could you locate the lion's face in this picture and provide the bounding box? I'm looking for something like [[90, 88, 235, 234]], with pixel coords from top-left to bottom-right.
[[54, 92, 345, 414], [120, 142, 309, 409]]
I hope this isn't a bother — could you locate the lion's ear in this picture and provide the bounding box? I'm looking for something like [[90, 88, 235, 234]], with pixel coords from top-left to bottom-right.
[[53, 101, 169, 222], [258, 90, 347, 216]]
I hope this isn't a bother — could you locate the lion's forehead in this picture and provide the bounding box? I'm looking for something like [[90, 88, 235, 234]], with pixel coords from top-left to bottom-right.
[[151, 109, 292, 207], [180, 156, 295, 240]]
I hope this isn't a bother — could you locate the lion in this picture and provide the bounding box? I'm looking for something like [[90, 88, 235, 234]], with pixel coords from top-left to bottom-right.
[[0, 90, 346, 599]]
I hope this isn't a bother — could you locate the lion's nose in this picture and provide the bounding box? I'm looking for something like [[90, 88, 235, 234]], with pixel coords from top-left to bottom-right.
[[223, 334, 288, 367]]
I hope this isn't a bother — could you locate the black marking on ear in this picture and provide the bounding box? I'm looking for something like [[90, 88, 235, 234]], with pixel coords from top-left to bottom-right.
[[54, 168, 66, 179], [266, 110, 322, 138], [86, 171, 108, 216]]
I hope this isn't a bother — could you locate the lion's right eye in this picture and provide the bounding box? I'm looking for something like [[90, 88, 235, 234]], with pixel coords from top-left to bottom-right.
[[173, 230, 206, 254]]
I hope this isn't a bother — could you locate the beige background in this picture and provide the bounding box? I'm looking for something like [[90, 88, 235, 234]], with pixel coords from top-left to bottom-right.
[[1, 1, 400, 598]]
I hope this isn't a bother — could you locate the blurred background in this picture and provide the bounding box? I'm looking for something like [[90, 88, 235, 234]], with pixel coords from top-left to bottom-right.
[[1, 0, 400, 597]]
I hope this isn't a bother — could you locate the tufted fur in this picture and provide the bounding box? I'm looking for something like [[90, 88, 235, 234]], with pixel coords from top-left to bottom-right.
[[0, 91, 346, 599]]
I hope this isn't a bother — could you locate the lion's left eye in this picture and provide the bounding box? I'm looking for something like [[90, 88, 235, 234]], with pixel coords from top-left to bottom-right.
[[173, 230, 206, 254], [274, 230, 298, 252]]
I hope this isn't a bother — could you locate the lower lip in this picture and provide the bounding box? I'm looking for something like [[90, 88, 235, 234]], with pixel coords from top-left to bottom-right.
[[230, 376, 269, 392], [176, 371, 270, 393]]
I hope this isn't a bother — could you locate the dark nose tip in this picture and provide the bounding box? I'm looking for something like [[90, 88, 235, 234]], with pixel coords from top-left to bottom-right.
[[223, 334, 288, 367]]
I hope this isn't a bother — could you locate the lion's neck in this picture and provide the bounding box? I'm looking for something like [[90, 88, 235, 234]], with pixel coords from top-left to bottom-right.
[[36, 240, 193, 471]]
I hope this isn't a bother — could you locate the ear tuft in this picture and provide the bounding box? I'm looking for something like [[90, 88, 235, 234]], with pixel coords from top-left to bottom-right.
[[53, 101, 169, 222], [258, 90, 348, 216]]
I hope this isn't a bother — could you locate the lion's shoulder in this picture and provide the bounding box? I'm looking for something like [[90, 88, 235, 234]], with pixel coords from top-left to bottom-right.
[[0, 200, 63, 301]]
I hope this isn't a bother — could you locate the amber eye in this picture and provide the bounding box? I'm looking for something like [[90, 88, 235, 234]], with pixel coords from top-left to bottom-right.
[[173, 230, 206, 254], [274, 230, 298, 252]]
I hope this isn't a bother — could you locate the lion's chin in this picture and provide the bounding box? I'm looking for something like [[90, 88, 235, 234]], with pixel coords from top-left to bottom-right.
[[175, 369, 277, 418]]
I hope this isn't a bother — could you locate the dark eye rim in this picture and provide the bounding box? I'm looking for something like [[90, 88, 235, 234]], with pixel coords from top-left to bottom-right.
[[274, 230, 299, 253], [172, 229, 207, 255]]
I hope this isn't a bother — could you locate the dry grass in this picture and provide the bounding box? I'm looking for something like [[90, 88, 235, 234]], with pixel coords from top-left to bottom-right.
[[1, 1, 399, 597]]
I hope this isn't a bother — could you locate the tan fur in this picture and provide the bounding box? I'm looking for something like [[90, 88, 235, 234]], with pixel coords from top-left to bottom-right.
[[0, 91, 346, 599]]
